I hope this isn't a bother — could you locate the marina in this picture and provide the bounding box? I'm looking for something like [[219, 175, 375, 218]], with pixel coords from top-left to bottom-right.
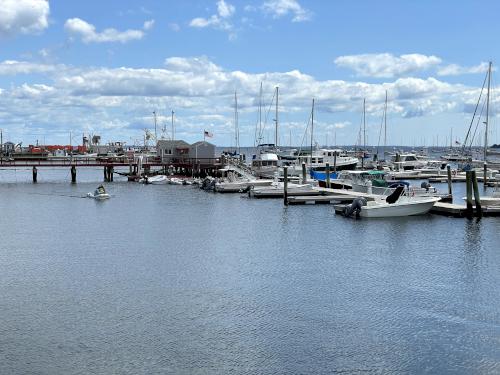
[[3, 1, 500, 373]]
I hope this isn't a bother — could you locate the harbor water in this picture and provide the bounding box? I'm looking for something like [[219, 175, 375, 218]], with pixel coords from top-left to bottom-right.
[[1, 169, 500, 374]]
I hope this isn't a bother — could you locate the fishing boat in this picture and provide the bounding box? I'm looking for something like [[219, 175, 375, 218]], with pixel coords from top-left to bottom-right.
[[342, 186, 440, 218], [87, 185, 110, 200]]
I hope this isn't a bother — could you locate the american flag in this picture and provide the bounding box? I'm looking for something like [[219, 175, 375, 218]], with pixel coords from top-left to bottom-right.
[[204, 130, 213, 138]]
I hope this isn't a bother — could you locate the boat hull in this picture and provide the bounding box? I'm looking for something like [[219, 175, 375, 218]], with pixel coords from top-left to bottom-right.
[[359, 198, 439, 218]]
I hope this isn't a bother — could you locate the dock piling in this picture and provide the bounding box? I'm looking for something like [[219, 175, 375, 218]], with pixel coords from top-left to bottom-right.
[[466, 171, 473, 219], [326, 163, 331, 188], [283, 166, 288, 206], [71, 165, 76, 183], [446, 165, 452, 196], [472, 170, 482, 218], [302, 162, 306, 184], [32, 166, 37, 183], [333, 152, 337, 173]]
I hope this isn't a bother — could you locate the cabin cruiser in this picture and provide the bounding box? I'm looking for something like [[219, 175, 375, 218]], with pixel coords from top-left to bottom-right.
[[251, 144, 279, 178], [142, 175, 169, 184], [390, 153, 427, 170]]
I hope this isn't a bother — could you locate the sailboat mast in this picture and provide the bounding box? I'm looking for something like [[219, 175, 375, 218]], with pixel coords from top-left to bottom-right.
[[384, 91, 387, 159], [311, 98, 315, 159], [363, 98, 366, 151], [259, 82, 262, 145], [275, 86, 279, 148], [153, 111, 158, 142], [484, 61, 492, 161], [234, 91, 239, 153], [171, 110, 175, 140]]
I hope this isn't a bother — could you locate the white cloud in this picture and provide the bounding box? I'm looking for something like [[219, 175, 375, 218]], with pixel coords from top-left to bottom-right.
[[0, 56, 496, 144], [437, 62, 490, 76], [189, 0, 235, 32], [168, 23, 181, 32], [262, 0, 312, 22], [0, 60, 58, 75], [143, 19, 155, 31], [335, 53, 442, 78], [0, 0, 49, 36], [64, 18, 146, 43]]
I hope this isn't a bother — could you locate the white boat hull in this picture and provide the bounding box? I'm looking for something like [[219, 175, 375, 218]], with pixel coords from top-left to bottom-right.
[[359, 197, 440, 218]]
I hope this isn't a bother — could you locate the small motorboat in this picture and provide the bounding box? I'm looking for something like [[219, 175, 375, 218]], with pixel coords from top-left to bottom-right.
[[342, 186, 440, 218], [87, 185, 110, 200], [146, 175, 169, 185], [168, 177, 184, 185]]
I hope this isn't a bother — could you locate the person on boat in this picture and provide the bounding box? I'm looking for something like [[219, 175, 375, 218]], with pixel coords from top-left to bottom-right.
[[95, 185, 106, 196]]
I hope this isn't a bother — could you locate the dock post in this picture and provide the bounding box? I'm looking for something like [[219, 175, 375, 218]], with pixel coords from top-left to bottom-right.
[[484, 162, 488, 188], [472, 170, 482, 218], [32, 166, 37, 183], [466, 171, 473, 219], [104, 166, 108, 182], [109, 167, 114, 182], [283, 166, 288, 206], [326, 163, 331, 188], [333, 152, 337, 173], [71, 165, 76, 183], [446, 165, 452, 196], [301, 162, 306, 184]]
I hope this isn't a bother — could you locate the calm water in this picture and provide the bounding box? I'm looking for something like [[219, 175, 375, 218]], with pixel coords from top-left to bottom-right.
[[1, 168, 500, 374]]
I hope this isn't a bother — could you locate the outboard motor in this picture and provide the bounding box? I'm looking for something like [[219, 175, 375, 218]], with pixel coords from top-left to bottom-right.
[[343, 197, 367, 218], [420, 181, 432, 191]]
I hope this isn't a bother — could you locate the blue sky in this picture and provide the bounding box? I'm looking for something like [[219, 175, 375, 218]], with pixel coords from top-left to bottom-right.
[[1, 0, 499, 147]]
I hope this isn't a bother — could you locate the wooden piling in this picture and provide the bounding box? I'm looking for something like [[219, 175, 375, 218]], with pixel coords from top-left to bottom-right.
[[104, 166, 108, 181], [301, 162, 306, 184], [472, 170, 482, 218], [326, 163, 331, 188], [465, 171, 473, 219], [283, 166, 288, 206], [32, 166, 37, 183], [109, 166, 114, 182], [333, 152, 337, 173], [446, 164, 452, 196], [71, 165, 76, 183]]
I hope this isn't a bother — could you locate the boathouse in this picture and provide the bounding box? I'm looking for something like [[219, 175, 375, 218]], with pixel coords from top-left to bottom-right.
[[157, 140, 190, 163], [189, 141, 216, 160]]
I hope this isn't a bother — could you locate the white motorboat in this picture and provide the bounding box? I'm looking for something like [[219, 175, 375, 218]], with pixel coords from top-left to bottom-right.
[[168, 177, 184, 185], [87, 185, 110, 200], [358, 196, 440, 217], [341, 186, 440, 218], [144, 175, 169, 185]]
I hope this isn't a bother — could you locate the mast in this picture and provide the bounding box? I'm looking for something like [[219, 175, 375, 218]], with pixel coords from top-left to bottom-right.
[[450, 127, 453, 150], [384, 91, 387, 159], [259, 82, 262, 144], [484, 61, 492, 161], [275, 86, 279, 148], [363, 98, 366, 151], [171, 110, 175, 140], [234, 91, 240, 153], [153, 111, 158, 142], [311, 98, 315, 160]]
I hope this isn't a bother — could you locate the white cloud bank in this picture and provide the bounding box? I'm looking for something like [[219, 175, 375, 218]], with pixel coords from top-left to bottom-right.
[[189, 0, 235, 31], [64, 18, 153, 43], [0, 0, 49, 36], [437, 62, 490, 76], [262, 0, 312, 22], [335, 53, 442, 78]]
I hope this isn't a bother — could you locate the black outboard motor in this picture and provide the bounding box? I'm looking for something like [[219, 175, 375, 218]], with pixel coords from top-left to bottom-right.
[[385, 185, 405, 204], [420, 181, 432, 191], [343, 197, 367, 218]]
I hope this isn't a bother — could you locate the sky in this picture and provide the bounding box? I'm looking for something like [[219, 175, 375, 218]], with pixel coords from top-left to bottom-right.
[[1, 0, 500, 147]]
